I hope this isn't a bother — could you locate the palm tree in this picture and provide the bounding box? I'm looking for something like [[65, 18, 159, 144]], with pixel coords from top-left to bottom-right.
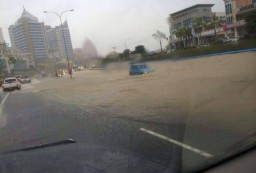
[[192, 17, 204, 45], [173, 26, 193, 49], [184, 27, 192, 47], [211, 14, 225, 40], [152, 30, 168, 53], [172, 29, 182, 41], [173, 27, 185, 49], [173, 28, 181, 49]]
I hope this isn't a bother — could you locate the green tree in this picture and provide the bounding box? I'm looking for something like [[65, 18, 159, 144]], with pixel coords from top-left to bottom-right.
[[152, 30, 168, 52], [245, 11, 256, 34], [184, 27, 192, 48], [210, 14, 225, 40], [123, 49, 130, 58], [173, 27, 192, 49], [172, 28, 182, 41], [192, 17, 204, 45], [8, 56, 16, 65], [134, 45, 146, 54], [173, 27, 186, 48]]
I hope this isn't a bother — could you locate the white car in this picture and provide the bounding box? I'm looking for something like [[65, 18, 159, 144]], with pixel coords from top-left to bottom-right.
[[2, 77, 21, 92], [78, 66, 85, 71], [20, 75, 31, 83], [222, 37, 239, 43]]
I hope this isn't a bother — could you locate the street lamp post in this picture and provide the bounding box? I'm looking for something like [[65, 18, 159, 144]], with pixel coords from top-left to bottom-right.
[[125, 38, 131, 50], [43, 9, 74, 69]]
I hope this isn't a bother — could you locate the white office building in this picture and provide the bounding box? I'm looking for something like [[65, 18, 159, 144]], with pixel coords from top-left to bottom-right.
[[45, 21, 73, 60], [8, 8, 48, 63]]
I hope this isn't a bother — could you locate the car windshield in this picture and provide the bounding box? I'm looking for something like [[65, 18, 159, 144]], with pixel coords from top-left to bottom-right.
[[0, 0, 255, 173], [4, 79, 16, 83], [139, 65, 146, 69]]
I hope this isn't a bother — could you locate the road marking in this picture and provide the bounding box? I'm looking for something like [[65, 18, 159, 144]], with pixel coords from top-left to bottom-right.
[[0, 93, 10, 128], [139, 128, 213, 158], [1, 93, 10, 106]]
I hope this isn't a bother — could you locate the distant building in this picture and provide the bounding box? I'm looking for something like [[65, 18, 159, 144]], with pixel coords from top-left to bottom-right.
[[45, 25, 61, 59], [0, 28, 7, 57], [0, 29, 11, 74], [8, 7, 48, 64], [170, 4, 214, 30], [0, 28, 4, 43], [215, 12, 227, 21], [223, 0, 256, 37], [73, 39, 98, 65], [0, 58, 11, 74], [45, 21, 74, 61], [13, 59, 30, 72], [168, 4, 225, 49]]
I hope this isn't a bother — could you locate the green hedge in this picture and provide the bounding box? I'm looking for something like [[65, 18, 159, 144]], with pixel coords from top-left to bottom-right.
[[100, 39, 256, 65], [143, 39, 256, 61]]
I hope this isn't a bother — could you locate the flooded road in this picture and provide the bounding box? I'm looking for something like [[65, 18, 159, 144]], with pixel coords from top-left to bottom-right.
[[0, 52, 256, 172]]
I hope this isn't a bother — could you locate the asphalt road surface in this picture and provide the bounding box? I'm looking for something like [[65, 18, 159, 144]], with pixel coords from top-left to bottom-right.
[[0, 52, 255, 173]]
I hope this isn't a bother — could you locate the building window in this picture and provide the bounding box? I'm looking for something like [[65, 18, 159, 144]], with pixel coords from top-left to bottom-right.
[[226, 16, 233, 24], [203, 8, 210, 12], [225, 4, 232, 15]]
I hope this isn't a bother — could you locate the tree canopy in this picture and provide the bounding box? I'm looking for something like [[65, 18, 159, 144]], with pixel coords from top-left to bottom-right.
[[8, 56, 16, 65], [134, 45, 146, 54], [152, 30, 168, 52]]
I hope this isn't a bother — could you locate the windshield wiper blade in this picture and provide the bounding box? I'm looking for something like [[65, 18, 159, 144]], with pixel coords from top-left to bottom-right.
[[2, 139, 76, 154]]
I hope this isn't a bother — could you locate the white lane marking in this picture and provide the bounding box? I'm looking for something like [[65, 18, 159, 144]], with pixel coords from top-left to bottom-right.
[[1, 93, 10, 106], [139, 128, 214, 158], [0, 93, 10, 128]]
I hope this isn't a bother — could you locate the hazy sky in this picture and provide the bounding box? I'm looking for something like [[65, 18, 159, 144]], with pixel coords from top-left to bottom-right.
[[0, 0, 225, 55]]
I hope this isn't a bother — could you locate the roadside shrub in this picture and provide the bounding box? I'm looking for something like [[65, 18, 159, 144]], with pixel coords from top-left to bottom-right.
[[144, 39, 256, 61]]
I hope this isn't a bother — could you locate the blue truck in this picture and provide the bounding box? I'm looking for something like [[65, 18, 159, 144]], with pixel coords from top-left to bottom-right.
[[129, 62, 154, 75]]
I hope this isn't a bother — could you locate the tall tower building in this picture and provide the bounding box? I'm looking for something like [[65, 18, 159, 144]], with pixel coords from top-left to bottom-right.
[[8, 7, 48, 63], [45, 21, 73, 60]]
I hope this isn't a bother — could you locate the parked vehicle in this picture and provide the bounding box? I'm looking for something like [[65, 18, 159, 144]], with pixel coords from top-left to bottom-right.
[[14, 75, 22, 82], [72, 65, 79, 71], [20, 75, 31, 83], [222, 37, 239, 43], [78, 66, 85, 71], [129, 62, 154, 75], [2, 77, 21, 91]]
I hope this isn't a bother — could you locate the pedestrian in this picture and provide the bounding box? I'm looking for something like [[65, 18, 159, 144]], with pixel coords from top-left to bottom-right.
[[68, 66, 73, 78]]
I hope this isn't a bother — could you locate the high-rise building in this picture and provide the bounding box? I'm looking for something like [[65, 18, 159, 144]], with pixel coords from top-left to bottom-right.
[[45, 25, 60, 59], [45, 21, 73, 60], [8, 8, 49, 63]]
